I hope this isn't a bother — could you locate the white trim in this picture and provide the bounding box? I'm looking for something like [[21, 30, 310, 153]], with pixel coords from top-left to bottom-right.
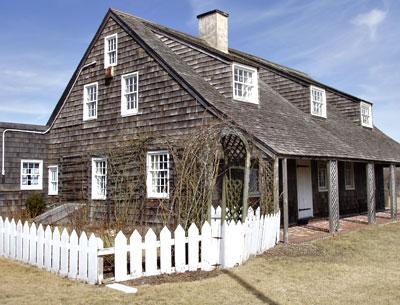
[[360, 101, 373, 128], [310, 86, 327, 118], [91, 157, 107, 200], [83, 82, 98, 121], [104, 33, 118, 68], [146, 151, 170, 199], [232, 63, 259, 104], [121, 72, 139, 117], [344, 162, 355, 190], [48, 165, 58, 196], [20, 160, 43, 190]]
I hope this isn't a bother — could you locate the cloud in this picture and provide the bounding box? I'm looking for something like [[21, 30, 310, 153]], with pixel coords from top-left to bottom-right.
[[352, 9, 387, 39]]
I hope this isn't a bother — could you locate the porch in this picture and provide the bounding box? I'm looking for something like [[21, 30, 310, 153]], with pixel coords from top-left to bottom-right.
[[282, 209, 400, 244]]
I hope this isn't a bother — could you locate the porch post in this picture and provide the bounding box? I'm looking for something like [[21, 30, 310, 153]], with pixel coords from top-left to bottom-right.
[[282, 158, 289, 244], [242, 150, 251, 220], [328, 160, 340, 234], [389, 164, 397, 220], [273, 158, 280, 212], [366, 163, 376, 224]]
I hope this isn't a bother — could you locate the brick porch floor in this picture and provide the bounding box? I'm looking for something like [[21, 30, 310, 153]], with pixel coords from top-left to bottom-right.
[[281, 209, 400, 244]]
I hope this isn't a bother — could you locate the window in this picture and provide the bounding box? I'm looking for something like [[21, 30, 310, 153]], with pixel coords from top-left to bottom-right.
[[91, 158, 107, 200], [21, 160, 43, 190], [48, 166, 58, 195], [104, 34, 118, 68], [318, 162, 328, 192], [83, 82, 98, 121], [360, 102, 373, 128], [232, 63, 259, 104], [121, 72, 139, 116], [310, 86, 327, 118], [249, 167, 260, 197], [146, 151, 169, 199], [344, 162, 355, 190]]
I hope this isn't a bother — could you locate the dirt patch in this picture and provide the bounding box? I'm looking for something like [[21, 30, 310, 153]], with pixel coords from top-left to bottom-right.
[[122, 269, 222, 286], [262, 242, 326, 258]]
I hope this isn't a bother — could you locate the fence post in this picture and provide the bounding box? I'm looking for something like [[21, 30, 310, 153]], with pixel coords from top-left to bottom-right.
[[88, 233, 98, 284], [115, 231, 128, 282]]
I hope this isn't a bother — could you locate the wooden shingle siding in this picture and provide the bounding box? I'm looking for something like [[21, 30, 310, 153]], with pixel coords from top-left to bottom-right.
[[157, 34, 233, 99], [46, 17, 216, 219], [326, 90, 361, 124]]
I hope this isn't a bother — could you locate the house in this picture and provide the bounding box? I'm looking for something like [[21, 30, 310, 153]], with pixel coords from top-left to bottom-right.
[[0, 9, 399, 237]]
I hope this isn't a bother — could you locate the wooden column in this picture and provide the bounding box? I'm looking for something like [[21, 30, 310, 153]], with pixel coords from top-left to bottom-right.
[[389, 164, 397, 220], [242, 150, 251, 221], [282, 158, 289, 244], [328, 160, 340, 234], [366, 163, 376, 224], [273, 158, 280, 213]]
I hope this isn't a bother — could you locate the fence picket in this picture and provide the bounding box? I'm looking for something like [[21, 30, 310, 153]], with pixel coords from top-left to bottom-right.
[[0, 217, 3, 255], [188, 223, 199, 271], [129, 230, 142, 278], [68, 230, 78, 279], [36, 224, 45, 267], [29, 223, 37, 264], [22, 221, 30, 262], [201, 221, 213, 271], [174, 225, 185, 273], [60, 228, 69, 276], [10, 219, 16, 259], [88, 234, 99, 284], [145, 229, 157, 276], [16, 220, 23, 260], [52, 227, 61, 272], [78, 231, 88, 281], [44, 225, 52, 271], [114, 231, 127, 282], [160, 226, 172, 274]]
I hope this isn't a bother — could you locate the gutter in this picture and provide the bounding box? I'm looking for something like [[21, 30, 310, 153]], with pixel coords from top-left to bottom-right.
[[1, 61, 96, 177]]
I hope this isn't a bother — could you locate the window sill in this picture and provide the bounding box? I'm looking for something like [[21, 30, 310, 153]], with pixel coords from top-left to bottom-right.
[[121, 111, 139, 117], [318, 188, 328, 193], [311, 113, 327, 119], [147, 194, 170, 200], [233, 97, 259, 105], [21, 186, 43, 191]]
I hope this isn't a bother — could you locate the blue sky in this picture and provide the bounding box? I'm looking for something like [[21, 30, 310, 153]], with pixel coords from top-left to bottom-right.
[[0, 0, 399, 141]]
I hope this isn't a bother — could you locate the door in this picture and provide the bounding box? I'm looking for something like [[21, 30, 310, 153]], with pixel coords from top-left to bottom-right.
[[296, 160, 314, 219]]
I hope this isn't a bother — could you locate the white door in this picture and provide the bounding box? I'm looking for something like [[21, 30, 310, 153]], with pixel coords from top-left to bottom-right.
[[296, 160, 314, 219]]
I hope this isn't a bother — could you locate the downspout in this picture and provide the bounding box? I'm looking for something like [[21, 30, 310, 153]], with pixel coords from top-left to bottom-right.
[[1, 61, 96, 177]]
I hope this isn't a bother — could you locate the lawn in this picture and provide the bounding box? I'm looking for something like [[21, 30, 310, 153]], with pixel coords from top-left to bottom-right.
[[1, 222, 400, 305]]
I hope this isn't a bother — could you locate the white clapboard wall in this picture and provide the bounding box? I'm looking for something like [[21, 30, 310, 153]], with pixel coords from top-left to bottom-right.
[[110, 206, 281, 282], [0, 217, 103, 284]]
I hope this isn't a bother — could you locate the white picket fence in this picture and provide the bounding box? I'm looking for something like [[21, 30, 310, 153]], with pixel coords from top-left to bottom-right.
[[110, 206, 281, 282], [0, 217, 102, 284], [0, 206, 280, 285]]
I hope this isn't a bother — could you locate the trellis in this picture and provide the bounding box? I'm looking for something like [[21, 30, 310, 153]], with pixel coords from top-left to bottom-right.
[[259, 157, 274, 215]]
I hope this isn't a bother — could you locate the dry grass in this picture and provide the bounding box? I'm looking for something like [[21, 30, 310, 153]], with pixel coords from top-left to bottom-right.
[[1, 222, 400, 305]]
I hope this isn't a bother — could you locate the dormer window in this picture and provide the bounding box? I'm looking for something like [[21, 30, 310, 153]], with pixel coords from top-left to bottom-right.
[[104, 34, 118, 68], [310, 86, 327, 118], [360, 102, 373, 128], [232, 63, 259, 104]]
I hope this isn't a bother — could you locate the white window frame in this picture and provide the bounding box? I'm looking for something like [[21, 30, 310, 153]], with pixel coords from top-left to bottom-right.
[[104, 33, 118, 68], [360, 102, 373, 128], [310, 86, 327, 118], [91, 157, 107, 200], [232, 63, 259, 104], [344, 162, 355, 190], [83, 82, 98, 121], [318, 161, 328, 192], [48, 165, 58, 196], [146, 151, 170, 199], [20, 160, 43, 190], [121, 72, 139, 116]]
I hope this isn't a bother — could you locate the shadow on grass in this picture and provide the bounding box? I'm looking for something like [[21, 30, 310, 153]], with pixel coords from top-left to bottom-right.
[[221, 269, 281, 305]]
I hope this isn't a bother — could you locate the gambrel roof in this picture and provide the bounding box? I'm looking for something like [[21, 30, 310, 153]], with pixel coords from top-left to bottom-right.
[[48, 9, 400, 163]]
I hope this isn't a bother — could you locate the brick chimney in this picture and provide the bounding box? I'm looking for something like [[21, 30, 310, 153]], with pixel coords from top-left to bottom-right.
[[197, 9, 229, 53]]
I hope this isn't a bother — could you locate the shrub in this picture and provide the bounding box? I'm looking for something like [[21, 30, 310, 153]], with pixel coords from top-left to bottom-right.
[[25, 192, 46, 218]]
